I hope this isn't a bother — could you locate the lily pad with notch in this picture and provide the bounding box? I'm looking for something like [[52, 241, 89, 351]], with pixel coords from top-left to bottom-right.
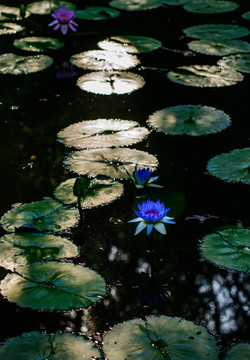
[[27, 1, 76, 15], [183, 24, 250, 40], [13, 37, 64, 52], [0, 23, 24, 35], [75, 7, 120, 20], [183, 0, 239, 13], [218, 54, 250, 74], [109, 0, 162, 11], [98, 35, 162, 53], [225, 343, 250, 360], [0, 53, 53, 75], [188, 39, 250, 56]]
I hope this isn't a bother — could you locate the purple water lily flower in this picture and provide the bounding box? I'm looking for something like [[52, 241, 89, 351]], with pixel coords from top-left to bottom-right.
[[129, 165, 163, 189], [128, 199, 175, 235], [49, 8, 78, 35]]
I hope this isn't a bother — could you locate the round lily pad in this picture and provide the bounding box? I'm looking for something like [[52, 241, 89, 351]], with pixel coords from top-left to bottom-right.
[[0, 332, 101, 360], [54, 178, 124, 207], [109, 0, 162, 11], [75, 7, 120, 20], [0, 5, 30, 21], [242, 11, 250, 20], [98, 35, 162, 53], [0, 53, 53, 75], [188, 39, 250, 56], [70, 50, 139, 71], [27, 1, 76, 15], [183, 24, 250, 40], [76, 71, 145, 95], [167, 65, 243, 87], [199, 229, 250, 273], [0, 232, 79, 271], [162, 0, 189, 5], [13, 37, 64, 52], [57, 119, 149, 149], [218, 54, 250, 74], [225, 343, 250, 360], [183, 0, 239, 13], [0, 261, 107, 311], [0, 200, 79, 232], [103, 315, 219, 359], [147, 105, 231, 136], [0, 23, 24, 35], [206, 148, 250, 184], [64, 148, 158, 179]]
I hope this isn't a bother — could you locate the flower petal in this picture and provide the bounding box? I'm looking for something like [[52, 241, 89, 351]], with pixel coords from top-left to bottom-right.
[[69, 23, 77, 32], [146, 224, 154, 235], [148, 184, 163, 188], [128, 217, 142, 223], [48, 20, 58, 27], [154, 222, 167, 235], [61, 25, 68, 35], [162, 216, 176, 224], [135, 221, 147, 235]]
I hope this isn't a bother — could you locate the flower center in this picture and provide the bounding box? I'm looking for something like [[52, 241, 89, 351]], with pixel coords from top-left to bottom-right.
[[145, 210, 159, 217]]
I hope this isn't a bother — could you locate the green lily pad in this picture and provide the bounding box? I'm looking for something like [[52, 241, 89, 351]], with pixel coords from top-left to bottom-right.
[[161, 0, 189, 5], [206, 148, 250, 184], [57, 119, 149, 149], [167, 65, 243, 87], [0, 53, 53, 75], [242, 11, 250, 20], [98, 35, 162, 53], [0, 261, 107, 311], [0, 200, 79, 232], [75, 7, 120, 20], [225, 343, 250, 360], [218, 54, 250, 74], [103, 315, 219, 359], [147, 105, 231, 136], [0, 232, 79, 271], [183, 0, 238, 13], [27, 1, 76, 15], [109, 0, 162, 11], [13, 37, 64, 52], [0, 332, 101, 360], [183, 24, 250, 40], [188, 39, 250, 56], [0, 22, 24, 35], [0, 5, 30, 21], [199, 229, 250, 273], [64, 148, 158, 179]]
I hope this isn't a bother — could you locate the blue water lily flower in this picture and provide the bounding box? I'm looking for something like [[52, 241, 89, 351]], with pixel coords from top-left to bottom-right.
[[128, 199, 175, 235], [129, 165, 163, 189]]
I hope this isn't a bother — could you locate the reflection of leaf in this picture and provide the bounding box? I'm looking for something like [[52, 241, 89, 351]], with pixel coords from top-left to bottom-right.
[[109, 0, 162, 11], [0, 53, 53, 75], [13, 37, 64, 52], [27, 1, 76, 15], [188, 39, 250, 56], [183, 24, 250, 40], [98, 35, 162, 53], [183, 0, 238, 14], [0, 23, 24, 35], [225, 343, 250, 360], [218, 54, 250, 74], [75, 6, 120, 20]]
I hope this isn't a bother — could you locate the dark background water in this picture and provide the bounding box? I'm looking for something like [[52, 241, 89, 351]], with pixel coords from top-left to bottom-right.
[[0, 0, 249, 357]]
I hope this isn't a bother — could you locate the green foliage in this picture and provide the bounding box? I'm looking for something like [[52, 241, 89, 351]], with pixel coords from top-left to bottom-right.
[[13, 37, 64, 52], [183, 24, 250, 40], [0, 23, 24, 35], [218, 54, 250, 74], [73, 176, 91, 198], [75, 7, 120, 20], [188, 39, 250, 56], [27, 1, 76, 15], [225, 343, 250, 360], [0, 53, 53, 75], [0, 5, 30, 20], [98, 35, 162, 53], [183, 0, 238, 13], [242, 11, 250, 20], [162, 0, 189, 5], [109, 0, 162, 11]]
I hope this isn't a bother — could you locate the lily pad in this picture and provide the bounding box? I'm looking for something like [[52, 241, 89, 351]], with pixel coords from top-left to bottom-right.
[[27, 1, 76, 15], [57, 119, 149, 149], [98, 35, 162, 53], [103, 315, 219, 359], [75, 7, 120, 20], [0, 261, 107, 310], [188, 39, 250, 56], [0, 200, 79, 232], [147, 105, 231, 136], [167, 65, 243, 87], [199, 229, 250, 273], [70, 50, 139, 71], [242, 11, 250, 21], [206, 148, 250, 184], [183, 24, 250, 40], [0, 232, 79, 271], [13, 37, 64, 52], [225, 343, 250, 360], [0, 5, 30, 21], [0, 53, 53, 75], [183, 0, 239, 13], [54, 178, 124, 207], [0, 332, 101, 360], [162, 0, 189, 5], [0, 23, 24, 35], [64, 148, 158, 179], [76, 71, 145, 95], [218, 54, 250, 74], [109, 0, 162, 11]]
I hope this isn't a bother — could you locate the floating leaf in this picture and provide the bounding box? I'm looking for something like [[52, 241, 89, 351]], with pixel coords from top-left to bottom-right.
[[103, 315, 219, 359], [0, 5, 30, 20], [242, 11, 250, 21], [109, 0, 162, 11], [98, 35, 162, 53], [218, 54, 250, 74], [27, 1, 76, 15], [75, 7, 120, 20], [64, 148, 158, 179], [0, 200, 79, 232], [76, 71, 145, 95], [183, 0, 238, 13], [162, 0, 189, 5], [167, 65, 243, 87], [0, 261, 107, 310], [183, 24, 250, 40], [0, 53, 53, 75], [0, 332, 101, 360], [13, 37, 64, 52], [225, 343, 250, 360], [0, 23, 24, 35], [147, 105, 231, 136], [199, 229, 250, 273], [70, 50, 139, 71], [57, 119, 149, 149], [188, 39, 250, 56], [206, 148, 250, 184], [54, 178, 124, 207], [0, 232, 79, 271]]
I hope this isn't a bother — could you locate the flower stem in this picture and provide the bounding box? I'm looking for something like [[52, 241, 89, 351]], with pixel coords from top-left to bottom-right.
[[150, 231, 156, 280]]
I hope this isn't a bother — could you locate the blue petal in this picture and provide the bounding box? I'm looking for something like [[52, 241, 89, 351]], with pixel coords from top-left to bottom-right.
[[146, 224, 154, 235], [154, 222, 167, 234], [135, 222, 147, 235]]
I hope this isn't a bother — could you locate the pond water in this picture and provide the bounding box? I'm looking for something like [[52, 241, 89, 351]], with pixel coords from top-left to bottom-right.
[[0, 0, 249, 359]]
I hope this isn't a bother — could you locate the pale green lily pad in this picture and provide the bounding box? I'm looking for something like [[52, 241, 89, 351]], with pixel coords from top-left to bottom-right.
[[109, 0, 162, 11], [54, 178, 124, 207], [199, 229, 250, 273], [167, 65, 243, 87], [64, 148, 158, 179], [98, 35, 162, 53], [75, 7, 120, 20], [147, 105, 231, 136], [225, 343, 250, 360], [0, 53, 53, 75], [0, 232, 79, 271], [218, 54, 250, 74], [242, 11, 250, 20], [206, 148, 250, 184], [0, 5, 30, 21], [76, 71, 145, 95], [103, 315, 219, 359], [0, 22, 24, 35], [183, 24, 250, 40], [0, 261, 107, 310], [0, 332, 101, 360], [162, 0, 189, 5], [27, 1, 76, 15], [188, 39, 250, 56], [57, 119, 149, 149], [0, 200, 79, 232], [183, 0, 238, 13], [13, 37, 64, 52], [70, 50, 139, 71]]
